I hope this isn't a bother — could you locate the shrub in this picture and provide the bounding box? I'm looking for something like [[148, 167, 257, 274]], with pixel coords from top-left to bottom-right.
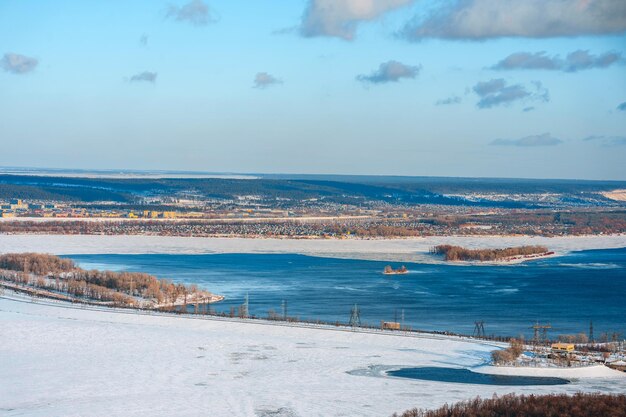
[[393, 393, 626, 417]]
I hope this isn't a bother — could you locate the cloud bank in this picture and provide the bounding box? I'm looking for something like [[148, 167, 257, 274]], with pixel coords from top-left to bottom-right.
[[490, 133, 563, 147], [493, 50, 622, 72], [301, 0, 413, 40], [254, 72, 282, 88], [167, 0, 215, 26], [357, 60, 420, 84], [584, 135, 626, 146], [1, 53, 38, 74], [130, 71, 157, 83], [402, 0, 626, 40], [473, 79, 549, 109]]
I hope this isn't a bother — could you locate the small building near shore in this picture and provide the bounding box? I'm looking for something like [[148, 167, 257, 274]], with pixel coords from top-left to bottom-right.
[[551, 343, 575, 353], [381, 321, 401, 330]]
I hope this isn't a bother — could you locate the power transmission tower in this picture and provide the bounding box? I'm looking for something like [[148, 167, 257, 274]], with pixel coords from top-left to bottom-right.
[[473, 321, 486, 338], [531, 322, 552, 346], [589, 320, 594, 343], [349, 304, 361, 327]]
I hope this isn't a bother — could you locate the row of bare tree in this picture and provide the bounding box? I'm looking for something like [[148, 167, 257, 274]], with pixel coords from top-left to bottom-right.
[[394, 393, 626, 417], [432, 245, 549, 261], [0, 253, 210, 307]]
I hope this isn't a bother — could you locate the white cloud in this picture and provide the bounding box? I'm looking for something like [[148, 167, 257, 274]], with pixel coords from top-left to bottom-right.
[[493, 50, 622, 72], [167, 0, 216, 26], [403, 0, 626, 40], [473, 79, 549, 109], [1, 53, 38, 74], [491, 133, 563, 147], [435, 96, 462, 105], [584, 135, 626, 146], [301, 0, 414, 40], [356, 60, 420, 84], [254, 72, 282, 88], [130, 71, 157, 83]]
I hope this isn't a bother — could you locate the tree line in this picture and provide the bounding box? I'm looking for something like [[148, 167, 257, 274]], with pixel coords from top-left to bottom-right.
[[432, 245, 550, 261], [394, 393, 626, 417], [0, 253, 212, 307]]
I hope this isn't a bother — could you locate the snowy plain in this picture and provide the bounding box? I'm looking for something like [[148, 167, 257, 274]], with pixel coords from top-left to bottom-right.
[[2, 295, 626, 417]]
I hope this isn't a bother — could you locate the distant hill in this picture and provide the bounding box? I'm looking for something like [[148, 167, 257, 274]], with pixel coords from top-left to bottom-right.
[[0, 173, 624, 208]]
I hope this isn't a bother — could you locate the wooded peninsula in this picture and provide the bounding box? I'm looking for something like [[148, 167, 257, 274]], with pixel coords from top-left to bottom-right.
[[432, 245, 551, 262], [0, 253, 220, 308]]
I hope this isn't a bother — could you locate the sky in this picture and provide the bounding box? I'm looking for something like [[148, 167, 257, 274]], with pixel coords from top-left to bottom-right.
[[1, 0, 625, 180]]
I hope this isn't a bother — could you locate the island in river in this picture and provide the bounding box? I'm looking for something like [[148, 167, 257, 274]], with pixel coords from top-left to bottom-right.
[[383, 265, 408, 275], [431, 244, 553, 262]]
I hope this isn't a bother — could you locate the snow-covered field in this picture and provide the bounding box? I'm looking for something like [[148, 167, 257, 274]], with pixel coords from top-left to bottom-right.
[[1, 234, 625, 263], [2, 294, 625, 417]]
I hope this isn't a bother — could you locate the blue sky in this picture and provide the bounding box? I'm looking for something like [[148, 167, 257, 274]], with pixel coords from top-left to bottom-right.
[[1, 0, 625, 180]]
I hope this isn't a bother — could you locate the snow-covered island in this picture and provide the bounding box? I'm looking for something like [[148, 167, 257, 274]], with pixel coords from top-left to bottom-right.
[[430, 244, 555, 264]]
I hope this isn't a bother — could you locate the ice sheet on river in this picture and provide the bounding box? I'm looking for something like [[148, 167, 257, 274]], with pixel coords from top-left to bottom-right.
[[1, 296, 625, 417]]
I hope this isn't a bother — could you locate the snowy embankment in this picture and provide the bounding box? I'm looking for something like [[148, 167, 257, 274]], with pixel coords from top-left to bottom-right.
[[0, 234, 624, 263], [472, 364, 626, 379], [2, 294, 626, 417]]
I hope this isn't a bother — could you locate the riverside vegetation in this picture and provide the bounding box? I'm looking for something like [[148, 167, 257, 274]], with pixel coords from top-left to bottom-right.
[[394, 393, 626, 417], [432, 245, 551, 262], [0, 253, 217, 308]]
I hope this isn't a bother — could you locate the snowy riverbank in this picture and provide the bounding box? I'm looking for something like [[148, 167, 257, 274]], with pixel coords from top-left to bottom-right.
[[0, 234, 624, 263], [471, 364, 626, 379], [2, 294, 625, 417]]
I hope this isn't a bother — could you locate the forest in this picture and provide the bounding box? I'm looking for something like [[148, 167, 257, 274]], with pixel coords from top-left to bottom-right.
[[0, 253, 214, 308], [394, 393, 626, 417], [432, 245, 550, 262], [5, 173, 622, 208], [0, 174, 459, 205]]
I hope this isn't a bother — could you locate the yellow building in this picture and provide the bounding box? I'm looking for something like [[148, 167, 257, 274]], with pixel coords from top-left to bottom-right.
[[551, 343, 575, 353], [381, 321, 401, 330]]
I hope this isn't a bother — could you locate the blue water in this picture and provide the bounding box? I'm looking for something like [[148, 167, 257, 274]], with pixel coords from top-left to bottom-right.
[[387, 367, 569, 386], [66, 248, 626, 338]]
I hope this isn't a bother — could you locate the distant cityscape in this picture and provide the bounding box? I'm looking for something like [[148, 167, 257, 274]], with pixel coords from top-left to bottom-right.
[[1, 173, 625, 237]]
